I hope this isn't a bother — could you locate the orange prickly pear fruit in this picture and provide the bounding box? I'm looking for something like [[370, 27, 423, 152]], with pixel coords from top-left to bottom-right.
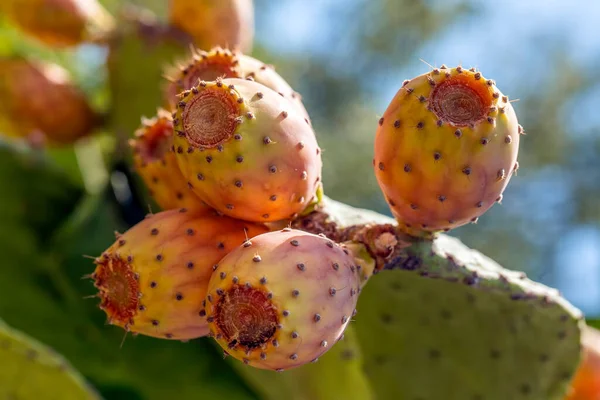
[[374, 65, 521, 238], [90, 208, 269, 340], [168, 0, 254, 54], [0, 56, 96, 146], [164, 46, 310, 122], [565, 326, 600, 400], [204, 229, 361, 371], [129, 109, 212, 213], [0, 0, 115, 47], [172, 77, 322, 223]]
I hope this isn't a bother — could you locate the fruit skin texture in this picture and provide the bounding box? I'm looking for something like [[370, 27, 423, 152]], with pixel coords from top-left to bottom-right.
[[374, 66, 520, 238], [164, 47, 310, 121], [566, 326, 600, 400], [0, 0, 115, 47], [130, 109, 212, 213], [0, 57, 96, 145], [204, 229, 361, 371], [172, 77, 322, 222], [168, 0, 254, 54], [91, 208, 268, 340]]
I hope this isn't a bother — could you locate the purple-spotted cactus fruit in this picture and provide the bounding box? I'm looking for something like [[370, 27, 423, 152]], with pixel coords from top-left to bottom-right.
[[172, 78, 322, 223], [90, 209, 268, 340], [203, 229, 361, 371], [374, 65, 521, 238], [163, 46, 310, 122]]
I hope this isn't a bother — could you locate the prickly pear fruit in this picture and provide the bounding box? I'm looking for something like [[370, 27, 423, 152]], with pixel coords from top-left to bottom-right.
[[90, 208, 268, 340], [130, 109, 212, 213], [172, 78, 322, 222], [374, 65, 521, 238], [204, 229, 360, 371], [0, 57, 96, 145], [0, 0, 115, 47], [566, 326, 600, 400], [164, 47, 310, 121], [168, 0, 254, 54]]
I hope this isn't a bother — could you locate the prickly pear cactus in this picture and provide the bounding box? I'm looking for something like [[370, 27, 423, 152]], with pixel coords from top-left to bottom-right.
[[374, 66, 521, 238], [0, 319, 100, 400], [315, 197, 583, 400], [0, 0, 589, 398], [0, 0, 115, 47]]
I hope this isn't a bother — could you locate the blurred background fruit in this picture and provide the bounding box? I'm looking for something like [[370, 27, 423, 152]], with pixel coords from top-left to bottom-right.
[[0, 56, 98, 145], [0, 0, 115, 47]]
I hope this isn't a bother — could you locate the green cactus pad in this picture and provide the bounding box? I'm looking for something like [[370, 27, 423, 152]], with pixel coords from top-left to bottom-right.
[[0, 319, 100, 400], [230, 325, 373, 400], [321, 197, 583, 400]]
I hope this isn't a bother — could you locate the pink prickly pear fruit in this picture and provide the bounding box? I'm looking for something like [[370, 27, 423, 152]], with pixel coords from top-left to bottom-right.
[[204, 229, 361, 371], [90, 209, 269, 340], [0, 0, 115, 47], [168, 0, 254, 54], [172, 78, 322, 222], [374, 65, 521, 238], [130, 109, 212, 213], [0, 56, 97, 145], [164, 46, 310, 122]]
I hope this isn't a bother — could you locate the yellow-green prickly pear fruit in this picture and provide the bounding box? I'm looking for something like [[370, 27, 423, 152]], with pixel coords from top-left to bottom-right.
[[130, 109, 213, 213], [374, 66, 521, 238], [0, 0, 115, 47], [172, 77, 322, 223], [90, 208, 268, 340], [168, 0, 254, 53], [0, 56, 97, 146], [204, 229, 361, 371], [164, 46, 310, 121]]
